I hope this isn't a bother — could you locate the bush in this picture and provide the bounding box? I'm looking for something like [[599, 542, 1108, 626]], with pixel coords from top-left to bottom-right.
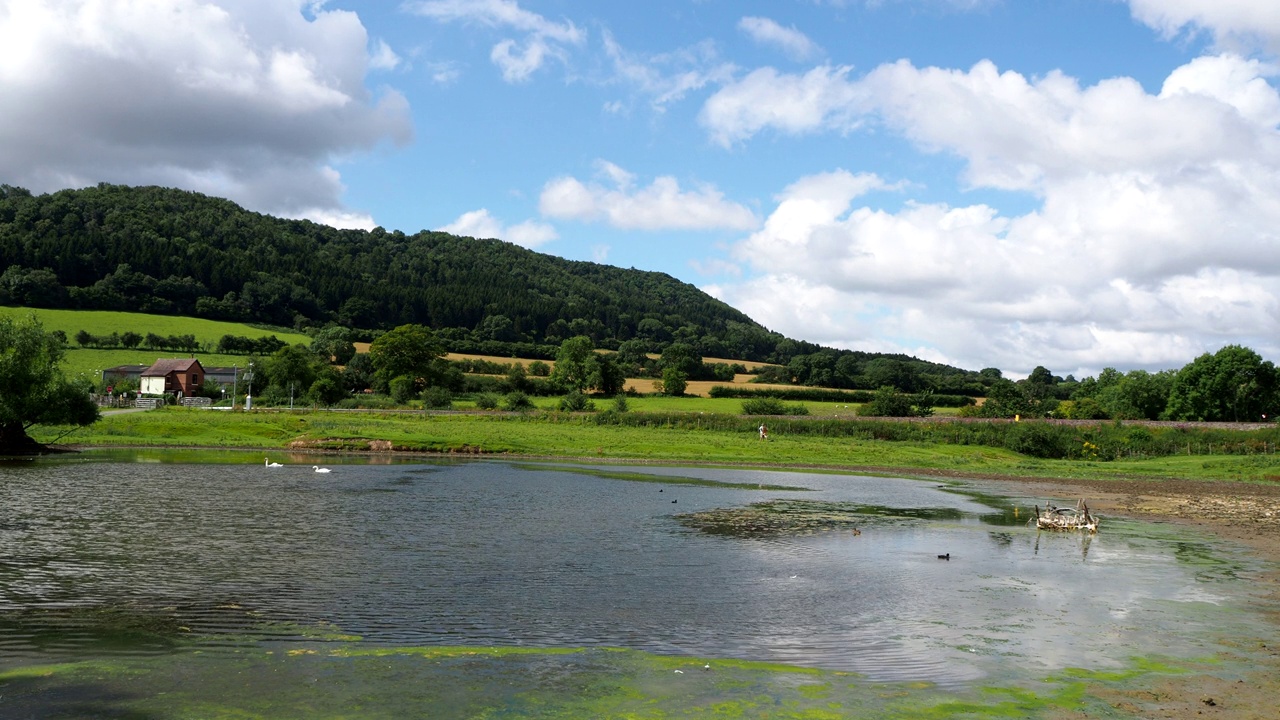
[[611, 394, 629, 413], [309, 376, 347, 406], [475, 392, 500, 410], [742, 397, 787, 415], [389, 375, 416, 404], [558, 391, 595, 412], [503, 391, 535, 412], [660, 367, 687, 396], [334, 394, 399, 410], [422, 386, 453, 409], [1004, 422, 1070, 459]]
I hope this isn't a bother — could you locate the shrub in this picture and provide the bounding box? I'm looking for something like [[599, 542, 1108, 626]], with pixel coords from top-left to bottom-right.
[[475, 392, 500, 410], [503, 391, 535, 412], [389, 375, 416, 404], [558, 391, 596, 412], [742, 397, 787, 415], [857, 387, 916, 417], [334, 394, 399, 410], [1004, 422, 1069, 459], [661, 367, 688, 396], [422, 386, 453, 409], [309, 376, 347, 406], [611, 394, 630, 413]]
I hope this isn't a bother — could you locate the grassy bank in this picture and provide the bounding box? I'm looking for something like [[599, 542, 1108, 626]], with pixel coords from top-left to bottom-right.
[[42, 407, 1280, 484]]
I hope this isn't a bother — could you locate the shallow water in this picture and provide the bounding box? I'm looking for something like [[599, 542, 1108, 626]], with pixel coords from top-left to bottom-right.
[[0, 456, 1273, 698]]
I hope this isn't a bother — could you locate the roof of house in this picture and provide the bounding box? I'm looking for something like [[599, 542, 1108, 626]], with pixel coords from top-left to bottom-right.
[[141, 358, 205, 377]]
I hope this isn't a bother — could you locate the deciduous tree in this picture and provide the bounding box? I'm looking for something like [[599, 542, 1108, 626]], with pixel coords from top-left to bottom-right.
[[0, 315, 98, 453]]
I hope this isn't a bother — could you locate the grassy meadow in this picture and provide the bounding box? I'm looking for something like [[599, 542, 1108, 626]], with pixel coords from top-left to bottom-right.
[[0, 307, 310, 378], [11, 306, 1277, 486], [41, 406, 1280, 485]]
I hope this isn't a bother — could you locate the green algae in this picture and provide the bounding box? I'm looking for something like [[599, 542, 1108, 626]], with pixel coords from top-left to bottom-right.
[[0, 642, 1233, 719], [674, 498, 967, 536]]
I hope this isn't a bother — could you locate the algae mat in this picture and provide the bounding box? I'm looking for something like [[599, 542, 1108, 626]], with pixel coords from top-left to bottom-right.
[[1, 642, 1258, 719]]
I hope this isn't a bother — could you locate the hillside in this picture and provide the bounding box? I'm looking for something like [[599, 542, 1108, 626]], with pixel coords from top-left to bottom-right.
[[0, 183, 989, 392], [0, 183, 779, 358]]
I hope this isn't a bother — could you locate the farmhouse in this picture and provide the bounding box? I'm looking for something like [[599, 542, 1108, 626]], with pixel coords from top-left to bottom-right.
[[140, 358, 205, 397]]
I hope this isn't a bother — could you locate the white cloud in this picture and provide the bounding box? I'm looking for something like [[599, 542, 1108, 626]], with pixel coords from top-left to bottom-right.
[[299, 206, 378, 231], [404, 0, 583, 82], [539, 160, 759, 231], [1127, 0, 1280, 54], [699, 65, 865, 146], [369, 39, 401, 71], [0, 0, 411, 225], [423, 60, 462, 85], [707, 55, 1280, 375], [738, 17, 821, 61], [439, 208, 558, 249], [601, 31, 737, 111]]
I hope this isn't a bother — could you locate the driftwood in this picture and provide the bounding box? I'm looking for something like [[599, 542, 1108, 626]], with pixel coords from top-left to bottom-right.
[[1033, 500, 1099, 533]]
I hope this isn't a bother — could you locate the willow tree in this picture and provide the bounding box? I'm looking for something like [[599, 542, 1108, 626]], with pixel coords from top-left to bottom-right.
[[0, 315, 99, 453]]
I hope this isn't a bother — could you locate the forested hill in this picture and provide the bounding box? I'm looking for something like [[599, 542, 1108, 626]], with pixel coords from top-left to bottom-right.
[[0, 183, 785, 354], [0, 183, 985, 389]]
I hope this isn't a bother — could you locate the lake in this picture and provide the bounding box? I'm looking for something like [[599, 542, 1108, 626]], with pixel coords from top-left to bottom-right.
[[1, 454, 1275, 717]]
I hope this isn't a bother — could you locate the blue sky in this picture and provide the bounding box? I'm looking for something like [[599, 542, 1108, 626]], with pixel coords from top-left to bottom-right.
[[4, 1, 1280, 379]]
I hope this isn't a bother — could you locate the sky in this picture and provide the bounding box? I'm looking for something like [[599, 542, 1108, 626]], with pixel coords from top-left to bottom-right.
[[3, 1, 1280, 379]]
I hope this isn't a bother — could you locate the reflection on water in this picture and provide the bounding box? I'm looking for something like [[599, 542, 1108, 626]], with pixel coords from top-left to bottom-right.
[[0, 457, 1269, 689]]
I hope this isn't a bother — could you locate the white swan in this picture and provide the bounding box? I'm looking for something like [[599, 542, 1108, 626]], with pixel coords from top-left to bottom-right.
[[313, 466, 332, 473], [265, 458, 283, 467]]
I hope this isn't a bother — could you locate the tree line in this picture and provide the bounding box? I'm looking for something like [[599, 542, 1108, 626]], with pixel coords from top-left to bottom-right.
[[73, 329, 288, 356], [957, 345, 1279, 423]]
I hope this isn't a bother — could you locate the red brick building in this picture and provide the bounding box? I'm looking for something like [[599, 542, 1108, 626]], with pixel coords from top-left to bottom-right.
[[140, 358, 205, 397]]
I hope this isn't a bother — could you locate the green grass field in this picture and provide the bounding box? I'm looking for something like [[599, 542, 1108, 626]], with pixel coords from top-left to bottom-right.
[[42, 407, 1280, 485], [1, 307, 311, 380], [0, 307, 309, 344]]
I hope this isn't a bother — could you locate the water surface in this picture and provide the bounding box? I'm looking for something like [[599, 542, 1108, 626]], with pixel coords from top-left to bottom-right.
[[0, 457, 1272, 694]]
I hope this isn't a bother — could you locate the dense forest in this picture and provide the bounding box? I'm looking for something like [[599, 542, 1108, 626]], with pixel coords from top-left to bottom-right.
[[0, 183, 987, 392]]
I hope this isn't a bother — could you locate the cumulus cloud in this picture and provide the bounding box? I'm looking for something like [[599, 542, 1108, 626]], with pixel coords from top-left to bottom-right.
[[539, 160, 759, 231], [0, 0, 411, 227], [707, 54, 1280, 376], [439, 208, 558, 249], [738, 17, 821, 61], [1127, 0, 1280, 54], [699, 65, 865, 146], [404, 0, 584, 82]]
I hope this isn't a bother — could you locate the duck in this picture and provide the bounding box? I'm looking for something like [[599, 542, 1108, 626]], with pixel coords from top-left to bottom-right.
[[313, 466, 332, 473], [265, 458, 283, 467], [937, 553, 950, 560]]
